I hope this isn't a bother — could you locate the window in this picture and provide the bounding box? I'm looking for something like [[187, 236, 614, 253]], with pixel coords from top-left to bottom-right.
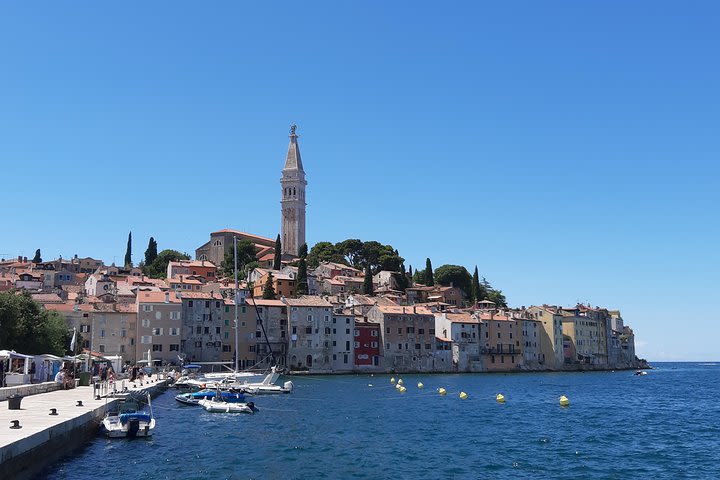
[[346, 340, 350, 350], [141, 319, 150, 328], [398, 328, 402, 334], [80, 325, 90, 333], [196, 326, 201, 334], [224, 320, 230, 326], [386, 343, 390, 350], [143, 305, 152, 312], [354, 329, 359, 337], [205, 301, 210, 308], [346, 328, 350, 335], [141, 335, 152, 344], [152, 344, 163, 352], [415, 343, 421, 350], [195, 341, 202, 347], [188, 300, 193, 307], [222, 345, 231, 352], [216, 327, 221, 334], [99, 344, 105, 353], [170, 311, 180, 320], [292, 326, 297, 334], [256, 331, 261, 338], [249, 345, 256, 352], [346, 318, 350, 324], [100, 329, 105, 338], [419, 328, 424, 334], [354, 341, 360, 348], [397, 343, 402, 350], [425, 343, 431, 350], [152, 327, 163, 335], [429, 329, 435, 334], [344, 354, 348, 364], [305, 327, 312, 334], [204, 327, 210, 334], [386, 327, 390, 334], [372, 341, 378, 348], [371, 330, 378, 337]]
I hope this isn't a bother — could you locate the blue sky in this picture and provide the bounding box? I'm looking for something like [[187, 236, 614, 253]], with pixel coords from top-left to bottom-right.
[[1, 2, 718, 361]]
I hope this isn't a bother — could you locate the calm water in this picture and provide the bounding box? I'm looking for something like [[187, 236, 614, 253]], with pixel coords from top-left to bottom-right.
[[44, 363, 720, 479]]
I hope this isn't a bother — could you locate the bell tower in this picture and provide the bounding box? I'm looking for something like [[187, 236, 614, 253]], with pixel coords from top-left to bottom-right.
[[280, 123, 307, 257]]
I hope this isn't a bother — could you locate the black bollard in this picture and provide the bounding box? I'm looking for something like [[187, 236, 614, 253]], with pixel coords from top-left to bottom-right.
[[10, 420, 21, 429], [49, 408, 58, 415], [76, 400, 83, 407]]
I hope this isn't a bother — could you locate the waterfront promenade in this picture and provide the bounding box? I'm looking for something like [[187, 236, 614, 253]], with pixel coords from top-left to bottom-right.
[[0, 375, 168, 479]]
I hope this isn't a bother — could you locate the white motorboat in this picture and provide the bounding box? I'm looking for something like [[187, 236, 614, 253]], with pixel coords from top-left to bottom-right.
[[102, 394, 155, 438], [240, 370, 294, 395], [199, 397, 257, 414]]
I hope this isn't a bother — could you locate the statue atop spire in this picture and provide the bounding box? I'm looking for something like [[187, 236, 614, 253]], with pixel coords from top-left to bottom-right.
[[290, 123, 297, 136]]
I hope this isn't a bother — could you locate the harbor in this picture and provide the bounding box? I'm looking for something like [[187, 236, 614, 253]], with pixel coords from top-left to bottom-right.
[[0, 375, 169, 480]]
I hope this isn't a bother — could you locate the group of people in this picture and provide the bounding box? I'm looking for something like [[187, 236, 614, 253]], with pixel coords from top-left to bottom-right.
[[54, 367, 75, 389]]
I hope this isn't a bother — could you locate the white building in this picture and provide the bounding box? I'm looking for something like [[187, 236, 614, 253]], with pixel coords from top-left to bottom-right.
[[434, 312, 481, 372]]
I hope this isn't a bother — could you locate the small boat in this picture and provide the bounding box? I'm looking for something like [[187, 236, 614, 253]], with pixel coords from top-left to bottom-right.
[[237, 370, 293, 395], [634, 370, 647, 376], [175, 389, 247, 406], [102, 394, 155, 438], [199, 397, 258, 414]]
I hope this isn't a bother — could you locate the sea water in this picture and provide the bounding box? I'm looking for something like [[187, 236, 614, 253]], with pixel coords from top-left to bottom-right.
[[44, 363, 720, 479]]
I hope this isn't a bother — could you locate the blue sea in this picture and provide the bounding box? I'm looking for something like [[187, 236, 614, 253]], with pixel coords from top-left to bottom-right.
[[44, 363, 720, 479]]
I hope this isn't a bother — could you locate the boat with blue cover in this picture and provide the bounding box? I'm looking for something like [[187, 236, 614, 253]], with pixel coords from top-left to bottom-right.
[[102, 393, 155, 438], [175, 389, 247, 406]]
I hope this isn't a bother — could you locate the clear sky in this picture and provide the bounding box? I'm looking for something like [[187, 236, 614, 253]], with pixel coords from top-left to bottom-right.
[[1, 2, 718, 361]]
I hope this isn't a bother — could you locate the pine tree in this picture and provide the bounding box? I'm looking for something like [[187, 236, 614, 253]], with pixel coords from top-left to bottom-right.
[[472, 265, 485, 303], [363, 264, 374, 295], [298, 243, 308, 259], [408, 265, 413, 286], [273, 234, 282, 270], [425, 258, 434, 286], [32, 249, 42, 263], [262, 273, 276, 299], [144, 237, 158, 266], [124, 232, 132, 268]]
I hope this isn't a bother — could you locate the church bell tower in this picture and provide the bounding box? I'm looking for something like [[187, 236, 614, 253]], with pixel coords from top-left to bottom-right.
[[280, 124, 307, 257]]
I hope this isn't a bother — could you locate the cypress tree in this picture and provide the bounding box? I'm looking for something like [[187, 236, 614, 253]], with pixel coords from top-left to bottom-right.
[[408, 265, 413, 286], [145, 237, 158, 266], [296, 243, 309, 296], [425, 258, 434, 286], [32, 249, 42, 264], [363, 264, 374, 295], [124, 232, 132, 268], [262, 273, 276, 299], [273, 234, 282, 270], [472, 265, 484, 303]]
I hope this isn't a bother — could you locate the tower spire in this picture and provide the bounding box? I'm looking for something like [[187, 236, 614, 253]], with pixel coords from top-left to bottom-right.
[[284, 123, 304, 171], [280, 123, 307, 257]]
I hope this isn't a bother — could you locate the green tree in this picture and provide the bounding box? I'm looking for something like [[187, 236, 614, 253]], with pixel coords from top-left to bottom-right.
[[0, 291, 71, 355], [220, 240, 257, 279], [434, 264, 472, 299], [273, 234, 282, 270], [486, 289, 508, 308], [32, 249, 42, 263], [413, 268, 425, 285], [144, 237, 158, 266], [144, 249, 190, 279], [425, 258, 434, 286], [337, 239, 364, 267], [394, 262, 409, 291], [124, 231, 133, 268], [307, 242, 343, 268], [296, 243, 309, 296], [262, 273, 276, 299], [362, 264, 374, 295], [471, 266, 486, 303]]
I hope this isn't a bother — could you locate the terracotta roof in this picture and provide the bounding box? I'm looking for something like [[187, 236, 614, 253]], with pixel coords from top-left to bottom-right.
[[178, 291, 223, 300], [478, 313, 511, 321], [445, 313, 477, 324], [211, 229, 273, 243], [137, 291, 182, 304], [245, 298, 286, 307], [168, 260, 217, 269], [43, 302, 94, 313], [283, 296, 333, 307], [375, 305, 433, 315], [31, 293, 64, 304]]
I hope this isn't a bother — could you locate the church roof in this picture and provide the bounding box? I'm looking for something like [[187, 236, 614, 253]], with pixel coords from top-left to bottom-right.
[[283, 125, 304, 172]]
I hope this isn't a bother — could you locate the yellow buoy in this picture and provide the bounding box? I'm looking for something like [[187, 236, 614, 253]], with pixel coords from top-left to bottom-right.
[[438, 387, 447, 396], [397, 378, 404, 385], [559, 395, 570, 407], [390, 377, 396, 384], [395, 383, 401, 389], [417, 382, 424, 389], [399, 386, 407, 393], [459, 391, 468, 400], [496, 393, 505, 403]]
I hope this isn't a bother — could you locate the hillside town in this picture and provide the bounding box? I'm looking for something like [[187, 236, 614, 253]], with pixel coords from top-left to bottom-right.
[[0, 125, 641, 374]]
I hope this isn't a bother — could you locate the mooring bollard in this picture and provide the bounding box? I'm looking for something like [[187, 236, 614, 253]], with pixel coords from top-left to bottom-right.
[[49, 408, 58, 415], [10, 420, 21, 429], [76, 400, 83, 407]]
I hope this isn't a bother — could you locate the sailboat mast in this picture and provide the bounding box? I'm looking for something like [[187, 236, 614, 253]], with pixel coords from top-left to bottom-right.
[[233, 236, 239, 373]]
